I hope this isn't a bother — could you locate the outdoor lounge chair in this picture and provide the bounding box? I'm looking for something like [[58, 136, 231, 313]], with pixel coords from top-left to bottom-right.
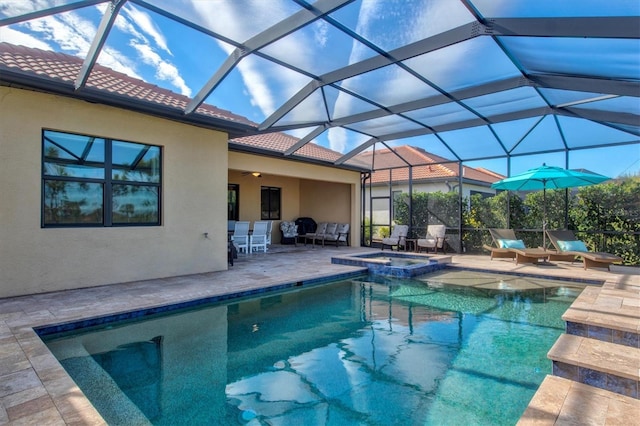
[[483, 229, 551, 265], [417, 224, 446, 253], [546, 229, 623, 270], [381, 225, 408, 251]]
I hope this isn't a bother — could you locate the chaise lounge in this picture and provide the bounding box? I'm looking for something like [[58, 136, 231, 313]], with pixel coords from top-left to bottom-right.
[[546, 229, 623, 270], [483, 228, 551, 265]]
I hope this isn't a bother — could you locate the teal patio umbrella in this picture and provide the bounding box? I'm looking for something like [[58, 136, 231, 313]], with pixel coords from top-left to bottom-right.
[[491, 164, 610, 248]]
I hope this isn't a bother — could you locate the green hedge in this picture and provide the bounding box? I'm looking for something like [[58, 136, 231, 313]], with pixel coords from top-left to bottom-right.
[[384, 177, 639, 265]]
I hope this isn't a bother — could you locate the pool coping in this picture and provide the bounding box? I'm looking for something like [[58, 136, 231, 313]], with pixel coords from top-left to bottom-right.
[[35, 269, 369, 337]]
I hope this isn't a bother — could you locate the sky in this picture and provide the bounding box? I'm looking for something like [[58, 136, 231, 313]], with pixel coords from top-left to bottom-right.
[[0, 0, 638, 179]]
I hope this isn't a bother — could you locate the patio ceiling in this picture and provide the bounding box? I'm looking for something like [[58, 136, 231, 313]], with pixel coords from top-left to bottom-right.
[[1, 0, 638, 172]]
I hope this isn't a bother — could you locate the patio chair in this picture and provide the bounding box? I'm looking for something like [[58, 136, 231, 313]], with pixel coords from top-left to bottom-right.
[[417, 224, 446, 253], [381, 225, 408, 251], [483, 229, 551, 265], [250, 221, 269, 252], [265, 220, 273, 247], [279, 221, 298, 245], [232, 221, 250, 253], [546, 229, 623, 270]]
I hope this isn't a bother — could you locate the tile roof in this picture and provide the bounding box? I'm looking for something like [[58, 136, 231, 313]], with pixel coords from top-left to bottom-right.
[[357, 145, 504, 184], [230, 132, 343, 163], [0, 42, 255, 126], [0, 42, 356, 167]]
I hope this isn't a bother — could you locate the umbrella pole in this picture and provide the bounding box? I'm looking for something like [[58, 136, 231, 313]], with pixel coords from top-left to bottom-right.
[[542, 187, 547, 250]]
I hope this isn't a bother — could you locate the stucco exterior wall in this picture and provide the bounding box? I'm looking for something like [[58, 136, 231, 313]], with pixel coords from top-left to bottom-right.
[[0, 87, 228, 298], [299, 179, 351, 224], [229, 152, 361, 245]]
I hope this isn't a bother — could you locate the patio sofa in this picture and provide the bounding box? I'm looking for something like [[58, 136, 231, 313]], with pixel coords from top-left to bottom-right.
[[303, 222, 350, 247]]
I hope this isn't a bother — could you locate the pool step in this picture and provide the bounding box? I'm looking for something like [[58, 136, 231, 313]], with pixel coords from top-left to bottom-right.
[[562, 286, 640, 348], [518, 375, 640, 425], [548, 333, 639, 399]]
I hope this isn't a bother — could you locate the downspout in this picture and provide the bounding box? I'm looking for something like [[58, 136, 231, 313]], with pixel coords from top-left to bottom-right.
[[361, 171, 371, 246]]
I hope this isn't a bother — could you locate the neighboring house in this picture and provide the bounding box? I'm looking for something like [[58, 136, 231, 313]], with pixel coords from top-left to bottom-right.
[[356, 145, 504, 225], [0, 43, 362, 298]]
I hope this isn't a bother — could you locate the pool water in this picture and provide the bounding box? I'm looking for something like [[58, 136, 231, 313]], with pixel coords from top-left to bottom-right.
[[42, 270, 584, 425]]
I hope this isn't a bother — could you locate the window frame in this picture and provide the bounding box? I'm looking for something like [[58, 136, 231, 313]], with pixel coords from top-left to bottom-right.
[[260, 186, 281, 220], [41, 129, 162, 228], [228, 183, 239, 221]]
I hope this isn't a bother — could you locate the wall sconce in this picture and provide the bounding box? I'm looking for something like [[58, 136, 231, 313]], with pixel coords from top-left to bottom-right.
[[251, 172, 262, 177]]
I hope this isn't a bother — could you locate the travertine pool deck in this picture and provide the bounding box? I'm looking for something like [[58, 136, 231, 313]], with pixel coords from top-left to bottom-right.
[[1, 246, 638, 425]]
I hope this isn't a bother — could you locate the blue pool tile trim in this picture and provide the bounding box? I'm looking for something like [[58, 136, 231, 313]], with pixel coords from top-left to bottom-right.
[[553, 361, 639, 399], [612, 330, 640, 348], [35, 269, 367, 337], [331, 252, 447, 277], [566, 321, 640, 349]]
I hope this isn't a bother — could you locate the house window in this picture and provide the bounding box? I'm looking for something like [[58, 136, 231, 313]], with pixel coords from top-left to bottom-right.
[[42, 129, 161, 227], [228, 184, 239, 221], [260, 186, 281, 220]]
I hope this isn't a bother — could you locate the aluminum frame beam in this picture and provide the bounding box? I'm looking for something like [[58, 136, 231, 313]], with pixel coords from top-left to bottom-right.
[[75, 0, 126, 90], [185, 0, 352, 114], [488, 17, 640, 39]]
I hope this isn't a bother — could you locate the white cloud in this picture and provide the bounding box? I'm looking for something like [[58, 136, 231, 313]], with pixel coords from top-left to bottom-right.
[[99, 45, 143, 80], [3, 2, 191, 96], [0, 0, 44, 16], [0, 26, 52, 50], [131, 41, 191, 96], [23, 13, 92, 57], [313, 20, 329, 47], [121, 5, 171, 55], [189, 1, 318, 120], [328, 127, 348, 153]]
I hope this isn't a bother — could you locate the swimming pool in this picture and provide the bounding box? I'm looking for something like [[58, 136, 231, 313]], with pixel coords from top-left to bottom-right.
[[40, 270, 585, 425]]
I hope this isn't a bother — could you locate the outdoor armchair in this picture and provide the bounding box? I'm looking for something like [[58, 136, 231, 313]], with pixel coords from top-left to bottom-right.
[[417, 225, 446, 253], [546, 229, 623, 270], [381, 225, 409, 251], [279, 221, 298, 245]]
